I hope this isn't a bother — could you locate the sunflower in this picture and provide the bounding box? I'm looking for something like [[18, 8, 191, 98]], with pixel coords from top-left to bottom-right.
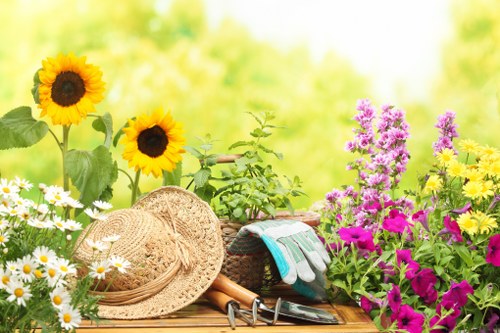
[[121, 109, 186, 178], [37, 53, 105, 126]]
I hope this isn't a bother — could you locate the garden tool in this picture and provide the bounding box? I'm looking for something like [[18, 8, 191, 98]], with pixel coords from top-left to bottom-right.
[[227, 219, 331, 300], [211, 274, 338, 324]]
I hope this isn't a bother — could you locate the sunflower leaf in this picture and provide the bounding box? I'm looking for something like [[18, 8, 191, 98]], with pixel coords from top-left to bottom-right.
[[0, 106, 49, 150], [92, 113, 113, 149], [113, 118, 134, 147], [65, 145, 118, 208]]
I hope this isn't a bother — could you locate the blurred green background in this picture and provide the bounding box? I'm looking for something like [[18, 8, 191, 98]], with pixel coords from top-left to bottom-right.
[[0, 0, 498, 210]]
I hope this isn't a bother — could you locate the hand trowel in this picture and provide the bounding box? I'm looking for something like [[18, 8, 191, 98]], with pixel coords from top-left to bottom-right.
[[211, 274, 338, 324]]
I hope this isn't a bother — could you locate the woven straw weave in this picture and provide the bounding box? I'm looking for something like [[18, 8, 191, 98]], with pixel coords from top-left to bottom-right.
[[74, 186, 224, 319]]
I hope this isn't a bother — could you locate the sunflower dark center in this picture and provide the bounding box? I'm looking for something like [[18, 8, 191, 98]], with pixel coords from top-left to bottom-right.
[[137, 125, 168, 157], [51, 71, 86, 107]]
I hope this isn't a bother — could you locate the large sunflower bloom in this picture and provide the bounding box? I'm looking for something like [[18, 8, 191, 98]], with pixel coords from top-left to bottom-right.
[[37, 53, 105, 125], [121, 109, 186, 178]]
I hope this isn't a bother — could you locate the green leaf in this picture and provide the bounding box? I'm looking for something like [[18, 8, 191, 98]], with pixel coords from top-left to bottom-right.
[[184, 146, 204, 159], [113, 118, 134, 147], [92, 113, 113, 148], [228, 140, 251, 150], [65, 145, 118, 207], [194, 184, 216, 203], [193, 168, 211, 187], [0, 106, 49, 149], [250, 128, 271, 138], [454, 245, 474, 267], [31, 69, 42, 104], [162, 162, 183, 186]]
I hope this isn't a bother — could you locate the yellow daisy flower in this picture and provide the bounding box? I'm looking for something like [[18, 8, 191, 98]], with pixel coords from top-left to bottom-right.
[[477, 145, 499, 159], [446, 160, 467, 178], [456, 212, 478, 235], [458, 139, 480, 154], [37, 53, 105, 126], [462, 181, 483, 199], [479, 154, 500, 177], [464, 168, 485, 182], [436, 148, 457, 166], [121, 109, 186, 178], [423, 175, 442, 194], [478, 180, 494, 199], [472, 211, 497, 234]]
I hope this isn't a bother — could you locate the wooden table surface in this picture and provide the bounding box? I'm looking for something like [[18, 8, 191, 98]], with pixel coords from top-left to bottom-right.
[[78, 285, 379, 333]]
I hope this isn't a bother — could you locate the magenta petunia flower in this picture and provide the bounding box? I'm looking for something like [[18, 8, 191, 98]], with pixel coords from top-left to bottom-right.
[[442, 215, 463, 243], [411, 268, 437, 299], [383, 209, 410, 233], [394, 304, 425, 333], [360, 296, 373, 314], [412, 210, 429, 231], [441, 280, 474, 309], [396, 249, 420, 279], [430, 313, 459, 333], [387, 284, 402, 312], [451, 202, 471, 214], [486, 234, 500, 267], [338, 227, 376, 252]]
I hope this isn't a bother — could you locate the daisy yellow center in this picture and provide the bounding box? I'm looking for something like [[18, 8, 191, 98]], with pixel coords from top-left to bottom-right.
[[63, 313, 72, 323], [34, 270, 43, 278], [48, 268, 57, 278], [0, 235, 4, 242], [55, 194, 62, 200], [60, 266, 68, 273], [2, 275, 9, 284], [51, 71, 85, 107], [137, 125, 168, 157], [96, 266, 105, 274], [53, 295, 63, 305], [2, 187, 10, 193], [23, 264, 32, 274], [40, 255, 48, 263], [56, 222, 64, 227], [14, 288, 24, 298], [115, 263, 122, 268]]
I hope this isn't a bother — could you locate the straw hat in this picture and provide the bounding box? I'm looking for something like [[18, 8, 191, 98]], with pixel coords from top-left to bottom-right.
[[74, 186, 224, 319]]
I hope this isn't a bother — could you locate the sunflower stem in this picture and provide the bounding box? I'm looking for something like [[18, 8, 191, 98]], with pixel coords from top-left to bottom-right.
[[62, 125, 71, 219], [48, 129, 63, 153], [131, 170, 141, 206]]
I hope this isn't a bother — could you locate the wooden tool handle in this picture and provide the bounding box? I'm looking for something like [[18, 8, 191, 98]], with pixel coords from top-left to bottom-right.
[[211, 274, 259, 308], [204, 288, 235, 313], [215, 154, 242, 164]]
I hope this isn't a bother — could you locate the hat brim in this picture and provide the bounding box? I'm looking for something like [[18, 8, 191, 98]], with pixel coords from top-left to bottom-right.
[[96, 186, 223, 319]]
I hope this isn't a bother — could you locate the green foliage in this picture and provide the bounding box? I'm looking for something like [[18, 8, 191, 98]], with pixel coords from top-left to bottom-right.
[[0, 107, 48, 149]]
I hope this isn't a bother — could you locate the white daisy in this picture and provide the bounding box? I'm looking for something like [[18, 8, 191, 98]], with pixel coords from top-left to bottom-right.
[[6, 279, 32, 306], [58, 304, 82, 330], [102, 234, 121, 243], [89, 260, 111, 280], [92, 200, 113, 211], [64, 197, 84, 209], [50, 286, 71, 308], [65, 219, 83, 232], [109, 255, 131, 274], [33, 246, 57, 266], [54, 258, 76, 277], [0, 218, 10, 231], [17, 255, 38, 282], [5, 260, 19, 274], [0, 232, 10, 247], [85, 239, 109, 252], [0, 179, 20, 197], [52, 216, 68, 232], [0, 266, 12, 289], [44, 186, 70, 207], [14, 177, 33, 191], [27, 217, 52, 229], [84, 208, 107, 221], [44, 266, 67, 288], [38, 183, 48, 193], [33, 203, 50, 216]]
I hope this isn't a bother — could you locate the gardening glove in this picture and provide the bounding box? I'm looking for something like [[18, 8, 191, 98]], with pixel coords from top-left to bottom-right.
[[228, 220, 331, 300]]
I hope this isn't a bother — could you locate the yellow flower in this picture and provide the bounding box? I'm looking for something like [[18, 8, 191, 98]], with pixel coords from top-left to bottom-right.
[[462, 181, 483, 199], [121, 108, 186, 178], [472, 211, 497, 234], [423, 175, 442, 194], [436, 148, 457, 166], [446, 160, 467, 178], [478, 180, 494, 199], [464, 168, 485, 182], [456, 212, 478, 235], [458, 139, 480, 154], [38, 53, 105, 126], [477, 145, 499, 159], [478, 155, 500, 177]]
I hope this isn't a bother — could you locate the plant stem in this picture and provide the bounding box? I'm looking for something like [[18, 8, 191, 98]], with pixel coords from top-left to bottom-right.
[[62, 125, 71, 192], [131, 170, 141, 206]]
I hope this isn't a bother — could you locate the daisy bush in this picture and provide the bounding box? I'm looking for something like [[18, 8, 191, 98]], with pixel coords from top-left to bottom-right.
[[0, 177, 129, 332], [319, 99, 499, 332]]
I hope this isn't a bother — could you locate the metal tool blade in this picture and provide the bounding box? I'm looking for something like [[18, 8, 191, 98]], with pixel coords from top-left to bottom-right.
[[258, 299, 338, 324]]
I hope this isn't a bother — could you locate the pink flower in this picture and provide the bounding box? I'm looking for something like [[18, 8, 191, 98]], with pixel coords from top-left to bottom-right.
[[442, 215, 463, 243], [392, 304, 425, 333], [396, 249, 420, 279], [411, 268, 437, 304], [338, 227, 376, 252], [360, 296, 373, 314], [430, 313, 459, 333], [383, 209, 410, 233], [387, 284, 402, 312], [412, 210, 429, 231], [441, 280, 474, 309], [486, 234, 500, 267]]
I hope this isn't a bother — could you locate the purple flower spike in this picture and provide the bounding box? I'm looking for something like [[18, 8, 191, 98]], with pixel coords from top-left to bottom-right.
[[432, 110, 459, 155]]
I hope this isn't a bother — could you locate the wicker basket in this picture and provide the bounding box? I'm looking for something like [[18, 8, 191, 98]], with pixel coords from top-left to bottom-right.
[[219, 211, 321, 291]]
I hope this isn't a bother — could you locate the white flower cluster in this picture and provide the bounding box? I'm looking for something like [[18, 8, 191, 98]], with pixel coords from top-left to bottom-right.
[[0, 177, 129, 331]]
